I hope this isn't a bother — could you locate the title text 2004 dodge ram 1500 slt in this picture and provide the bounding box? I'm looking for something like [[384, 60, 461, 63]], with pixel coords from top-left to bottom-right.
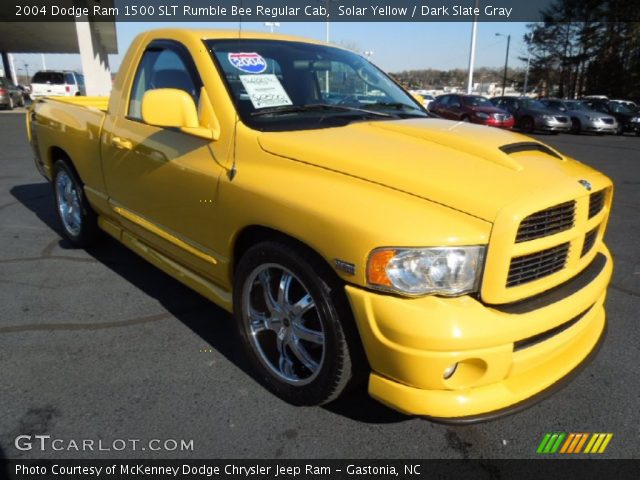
[[27, 29, 613, 420]]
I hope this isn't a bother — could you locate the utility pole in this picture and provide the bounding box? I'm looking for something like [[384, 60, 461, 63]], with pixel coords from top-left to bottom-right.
[[363, 51, 374, 94], [523, 32, 535, 96], [496, 33, 511, 95]]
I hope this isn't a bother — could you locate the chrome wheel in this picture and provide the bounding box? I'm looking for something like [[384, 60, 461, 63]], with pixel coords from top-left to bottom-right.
[[55, 170, 82, 237], [242, 264, 325, 385]]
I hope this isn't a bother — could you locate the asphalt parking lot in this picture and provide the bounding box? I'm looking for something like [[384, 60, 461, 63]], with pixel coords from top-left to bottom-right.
[[1, 109, 639, 460]]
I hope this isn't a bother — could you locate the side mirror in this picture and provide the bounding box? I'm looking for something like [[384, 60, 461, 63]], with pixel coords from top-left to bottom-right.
[[142, 88, 214, 140]]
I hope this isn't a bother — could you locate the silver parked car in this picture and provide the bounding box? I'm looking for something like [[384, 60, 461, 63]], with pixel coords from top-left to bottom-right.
[[491, 96, 571, 133], [542, 99, 618, 134], [0, 76, 25, 109]]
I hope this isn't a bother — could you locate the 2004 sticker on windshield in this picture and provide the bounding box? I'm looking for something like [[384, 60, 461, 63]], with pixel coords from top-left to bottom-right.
[[239, 75, 293, 109]]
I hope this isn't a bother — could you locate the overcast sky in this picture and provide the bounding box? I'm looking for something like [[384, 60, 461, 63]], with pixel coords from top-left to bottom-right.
[[9, 21, 529, 77]]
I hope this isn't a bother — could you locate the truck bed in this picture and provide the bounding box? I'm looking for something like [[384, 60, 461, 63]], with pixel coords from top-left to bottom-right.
[[37, 96, 109, 112], [29, 96, 109, 189]]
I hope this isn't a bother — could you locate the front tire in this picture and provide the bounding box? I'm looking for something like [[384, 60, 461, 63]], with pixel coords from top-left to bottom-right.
[[52, 159, 100, 247], [233, 241, 355, 406], [520, 116, 534, 133], [7, 96, 14, 110], [571, 118, 582, 134]]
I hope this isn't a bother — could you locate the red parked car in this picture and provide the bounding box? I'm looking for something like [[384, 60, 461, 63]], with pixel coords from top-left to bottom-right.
[[428, 94, 515, 129]]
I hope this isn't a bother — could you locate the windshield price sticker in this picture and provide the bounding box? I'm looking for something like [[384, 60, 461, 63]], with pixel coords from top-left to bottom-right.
[[228, 52, 268, 73], [239, 75, 293, 109]]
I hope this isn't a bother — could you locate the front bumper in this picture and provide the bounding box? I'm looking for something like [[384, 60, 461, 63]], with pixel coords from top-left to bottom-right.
[[583, 119, 617, 133], [346, 246, 612, 419], [536, 118, 571, 132]]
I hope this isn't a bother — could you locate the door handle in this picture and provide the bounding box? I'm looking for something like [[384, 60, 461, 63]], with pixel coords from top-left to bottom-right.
[[112, 136, 133, 150]]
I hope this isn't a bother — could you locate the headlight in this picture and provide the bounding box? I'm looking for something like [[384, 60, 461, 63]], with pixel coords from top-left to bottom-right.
[[367, 246, 485, 296], [475, 112, 489, 119], [632, 116, 640, 123]]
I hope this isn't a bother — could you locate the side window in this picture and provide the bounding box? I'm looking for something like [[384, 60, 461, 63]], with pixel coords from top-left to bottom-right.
[[77, 74, 85, 86], [128, 44, 201, 121], [450, 95, 461, 108], [439, 95, 450, 106], [65, 73, 75, 85]]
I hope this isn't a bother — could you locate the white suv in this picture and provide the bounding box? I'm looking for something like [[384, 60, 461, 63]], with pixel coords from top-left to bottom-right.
[[30, 71, 86, 98]]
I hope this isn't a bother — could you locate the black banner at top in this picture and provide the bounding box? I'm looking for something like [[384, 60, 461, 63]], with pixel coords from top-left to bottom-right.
[[2, 0, 639, 23]]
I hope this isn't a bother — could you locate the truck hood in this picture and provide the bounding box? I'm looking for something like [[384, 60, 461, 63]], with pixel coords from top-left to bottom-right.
[[257, 118, 584, 222]]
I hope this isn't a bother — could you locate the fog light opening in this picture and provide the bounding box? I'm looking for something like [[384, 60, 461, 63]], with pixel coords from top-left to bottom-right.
[[443, 363, 458, 380]]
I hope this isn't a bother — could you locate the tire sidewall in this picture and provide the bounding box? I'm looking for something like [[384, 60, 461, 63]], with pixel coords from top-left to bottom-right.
[[52, 160, 97, 247], [233, 242, 351, 406]]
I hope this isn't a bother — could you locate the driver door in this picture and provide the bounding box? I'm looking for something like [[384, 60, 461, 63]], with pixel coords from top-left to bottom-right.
[[101, 40, 229, 278]]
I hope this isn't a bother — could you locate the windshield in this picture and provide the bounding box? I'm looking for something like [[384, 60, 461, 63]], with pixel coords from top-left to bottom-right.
[[566, 101, 590, 111], [609, 102, 634, 114], [205, 39, 427, 131], [463, 96, 491, 107], [523, 99, 547, 110]]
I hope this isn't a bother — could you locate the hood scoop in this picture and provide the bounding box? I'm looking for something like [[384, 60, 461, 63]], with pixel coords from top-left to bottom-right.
[[499, 142, 564, 160]]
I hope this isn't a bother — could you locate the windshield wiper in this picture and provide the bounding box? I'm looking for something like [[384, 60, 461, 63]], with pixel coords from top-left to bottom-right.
[[251, 103, 394, 118], [365, 102, 425, 113]]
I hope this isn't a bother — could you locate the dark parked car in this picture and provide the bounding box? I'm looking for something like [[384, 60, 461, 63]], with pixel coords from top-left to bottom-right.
[[491, 96, 571, 133], [583, 99, 640, 135], [541, 99, 618, 135], [428, 94, 514, 129], [0, 76, 25, 110]]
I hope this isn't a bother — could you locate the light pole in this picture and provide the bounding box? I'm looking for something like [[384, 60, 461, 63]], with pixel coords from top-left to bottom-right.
[[466, 0, 480, 94], [264, 22, 280, 33], [495, 33, 511, 96]]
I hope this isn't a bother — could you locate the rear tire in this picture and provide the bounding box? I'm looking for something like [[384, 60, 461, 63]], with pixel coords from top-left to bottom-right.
[[52, 159, 100, 247], [233, 241, 357, 406], [616, 125, 624, 136]]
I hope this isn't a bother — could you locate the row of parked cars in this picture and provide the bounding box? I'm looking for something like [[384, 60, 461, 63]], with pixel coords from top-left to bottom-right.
[[0, 70, 86, 110], [425, 93, 640, 136]]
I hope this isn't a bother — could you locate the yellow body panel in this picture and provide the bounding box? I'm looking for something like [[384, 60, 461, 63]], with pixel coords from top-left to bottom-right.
[[27, 28, 614, 418]]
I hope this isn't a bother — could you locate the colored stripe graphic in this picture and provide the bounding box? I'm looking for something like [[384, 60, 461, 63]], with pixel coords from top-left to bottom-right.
[[573, 433, 589, 453], [537, 433, 565, 454], [538, 433, 613, 454]]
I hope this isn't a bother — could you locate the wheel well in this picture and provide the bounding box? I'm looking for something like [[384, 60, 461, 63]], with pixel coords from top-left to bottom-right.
[[48, 147, 83, 183], [233, 226, 336, 279]]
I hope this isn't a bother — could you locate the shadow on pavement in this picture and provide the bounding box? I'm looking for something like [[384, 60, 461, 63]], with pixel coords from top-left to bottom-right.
[[11, 182, 409, 425]]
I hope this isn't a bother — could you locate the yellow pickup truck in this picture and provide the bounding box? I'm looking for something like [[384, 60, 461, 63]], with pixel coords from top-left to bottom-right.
[[27, 29, 613, 421]]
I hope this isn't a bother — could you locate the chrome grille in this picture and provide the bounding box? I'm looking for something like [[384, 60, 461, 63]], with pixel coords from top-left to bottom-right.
[[507, 243, 570, 287], [515, 201, 576, 243], [555, 116, 569, 123], [602, 118, 614, 125], [581, 227, 599, 257], [589, 190, 606, 218]]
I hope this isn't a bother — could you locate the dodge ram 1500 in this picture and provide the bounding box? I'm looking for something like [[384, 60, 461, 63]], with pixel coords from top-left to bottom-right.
[[27, 29, 613, 420]]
